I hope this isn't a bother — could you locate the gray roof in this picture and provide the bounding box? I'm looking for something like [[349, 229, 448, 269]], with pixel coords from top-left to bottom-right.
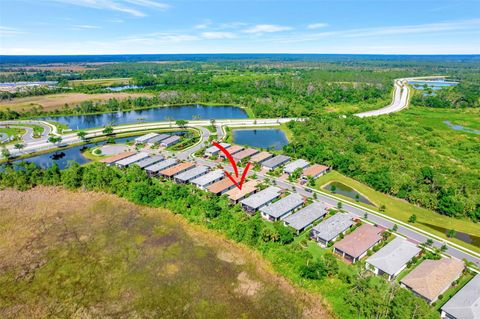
[[283, 202, 327, 230], [146, 134, 170, 144], [260, 193, 304, 219], [366, 237, 421, 276], [205, 143, 230, 155], [262, 155, 291, 169], [442, 274, 480, 319], [134, 133, 159, 143], [312, 213, 354, 242], [191, 169, 224, 187], [161, 135, 181, 146], [174, 166, 209, 182], [284, 159, 309, 174], [134, 155, 164, 169], [115, 152, 149, 166], [240, 186, 281, 209], [144, 158, 177, 173]]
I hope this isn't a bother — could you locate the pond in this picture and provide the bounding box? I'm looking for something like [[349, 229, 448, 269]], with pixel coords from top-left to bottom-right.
[[418, 222, 480, 248], [443, 120, 480, 135], [322, 181, 375, 206], [233, 129, 289, 150], [38, 105, 248, 130], [105, 85, 143, 91], [408, 80, 458, 90]]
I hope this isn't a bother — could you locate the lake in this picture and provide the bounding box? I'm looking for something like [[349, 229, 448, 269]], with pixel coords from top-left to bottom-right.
[[39, 105, 248, 130], [323, 181, 374, 206], [233, 129, 289, 150], [105, 85, 143, 91], [408, 80, 458, 90]]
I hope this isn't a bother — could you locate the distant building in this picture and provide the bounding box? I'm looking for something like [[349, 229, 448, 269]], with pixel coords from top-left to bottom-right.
[[204, 143, 230, 157], [191, 170, 225, 190], [225, 180, 258, 204], [144, 158, 177, 177], [441, 274, 480, 319], [260, 193, 304, 221], [158, 162, 195, 178], [207, 178, 236, 195], [283, 202, 328, 234], [311, 213, 354, 247], [134, 133, 159, 144], [333, 223, 383, 263], [283, 159, 309, 175], [240, 186, 281, 213], [261, 155, 290, 170], [250, 151, 274, 164], [232, 148, 259, 162], [301, 164, 330, 181], [160, 135, 181, 147], [115, 152, 149, 168], [134, 155, 164, 169], [365, 237, 421, 280], [174, 165, 209, 184], [100, 151, 136, 166]]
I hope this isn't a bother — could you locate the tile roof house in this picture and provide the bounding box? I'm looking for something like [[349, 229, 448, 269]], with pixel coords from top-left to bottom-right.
[[144, 158, 177, 176], [158, 162, 195, 178], [334, 223, 383, 263], [301, 164, 330, 180], [134, 155, 164, 169], [207, 177, 236, 195], [240, 186, 281, 213], [260, 193, 304, 221], [311, 213, 354, 247], [191, 169, 224, 189], [261, 155, 291, 170], [219, 145, 244, 158], [283, 159, 309, 175], [225, 180, 258, 204], [232, 148, 259, 162], [204, 143, 230, 157], [365, 237, 421, 280], [173, 165, 209, 184], [441, 274, 480, 319], [401, 258, 464, 304], [115, 152, 149, 168], [283, 202, 328, 234], [100, 151, 136, 166], [250, 151, 274, 164]]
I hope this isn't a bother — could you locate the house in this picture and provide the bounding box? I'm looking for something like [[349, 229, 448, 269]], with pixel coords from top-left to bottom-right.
[[225, 180, 258, 204], [260, 193, 304, 221], [240, 186, 281, 213], [283, 159, 309, 175], [191, 169, 224, 190], [400, 258, 464, 304], [100, 151, 136, 166], [158, 162, 195, 178], [301, 164, 330, 181], [283, 202, 328, 234], [232, 148, 259, 162], [145, 134, 170, 146], [441, 274, 480, 319], [144, 158, 177, 177], [174, 165, 209, 184], [250, 151, 274, 164], [207, 178, 236, 195], [333, 223, 383, 263], [115, 152, 150, 168], [134, 133, 159, 144], [365, 237, 421, 280], [204, 143, 230, 157], [160, 135, 181, 147], [261, 155, 291, 170], [219, 145, 244, 158], [134, 155, 164, 169], [311, 213, 354, 247]]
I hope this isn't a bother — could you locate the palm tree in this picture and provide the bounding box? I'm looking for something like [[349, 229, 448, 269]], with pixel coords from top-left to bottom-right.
[[102, 126, 114, 136], [14, 143, 24, 154], [77, 131, 87, 141]]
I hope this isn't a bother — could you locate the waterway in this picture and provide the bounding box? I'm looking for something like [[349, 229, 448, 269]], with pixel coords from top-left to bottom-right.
[[233, 129, 289, 150]]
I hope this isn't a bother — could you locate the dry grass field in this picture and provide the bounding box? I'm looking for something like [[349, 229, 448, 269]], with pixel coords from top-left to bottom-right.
[[68, 77, 131, 86]]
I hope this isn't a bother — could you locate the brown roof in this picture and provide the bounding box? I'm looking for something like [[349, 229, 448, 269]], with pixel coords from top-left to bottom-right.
[[226, 180, 258, 201], [207, 177, 235, 194], [250, 151, 273, 163], [100, 151, 136, 164], [232, 148, 259, 161], [401, 258, 464, 301], [159, 162, 195, 177], [302, 164, 329, 177], [219, 145, 244, 157], [334, 224, 383, 258]]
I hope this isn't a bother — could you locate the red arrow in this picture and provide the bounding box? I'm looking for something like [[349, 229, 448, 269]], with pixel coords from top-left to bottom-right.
[[212, 141, 251, 190]]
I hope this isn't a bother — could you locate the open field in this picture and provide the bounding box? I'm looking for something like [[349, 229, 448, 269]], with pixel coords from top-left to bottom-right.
[[0, 92, 153, 112], [0, 187, 332, 319], [68, 77, 131, 86], [314, 170, 480, 253]]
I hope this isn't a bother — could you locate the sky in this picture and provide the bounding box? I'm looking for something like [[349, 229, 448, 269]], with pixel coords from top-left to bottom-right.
[[0, 0, 479, 55]]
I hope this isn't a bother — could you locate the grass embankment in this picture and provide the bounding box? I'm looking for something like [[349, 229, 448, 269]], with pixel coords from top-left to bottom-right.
[[0, 187, 330, 318], [314, 171, 480, 253]]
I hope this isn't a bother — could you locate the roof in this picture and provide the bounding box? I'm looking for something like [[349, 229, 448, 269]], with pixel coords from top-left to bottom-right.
[[144, 158, 177, 173], [250, 151, 273, 163], [226, 180, 258, 201], [145, 134, 170, 144], [260, 193, 304, 219], [284, 159, 310, 174], [240, 186, 281, 209], [159, 162, 195, 177], [207, 177, 235, 194], [191, 169, 224, 187], [205, 143, 230, 154], [262, 155, 291, 168], [334, 223, 383, 258], [219, 145, 244, 156], [161, 135, 181, 145], [366, 237, 421, 276], [135, 133, 158, 143], [232, 148, 259, 161], [302, 164, 329, 177], [100, 151, 136, 164], [134, 155, 164, 169], [312, 213, 354, 242], [283, 202, 327, 230], [174, 166, 209, 182], [401, 258, 464, 302], [115, 152, 149, 166], [441, 274, 480, 319]]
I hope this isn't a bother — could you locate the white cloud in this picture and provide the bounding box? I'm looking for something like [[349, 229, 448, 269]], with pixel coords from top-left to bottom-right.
[[194, 19, 212, 29], [307, 23, 328, 29], [73, 24, 102, 29], [243, 24, 292, 34], [201, 32, 236, 39], [124, 0, 169, 10], [48, 0, 170, 17], [0, 26, 24, 37]]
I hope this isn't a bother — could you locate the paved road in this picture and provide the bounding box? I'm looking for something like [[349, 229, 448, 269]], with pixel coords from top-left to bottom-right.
[[355, 79, 409, 118], [0, 120, 56, 144]]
